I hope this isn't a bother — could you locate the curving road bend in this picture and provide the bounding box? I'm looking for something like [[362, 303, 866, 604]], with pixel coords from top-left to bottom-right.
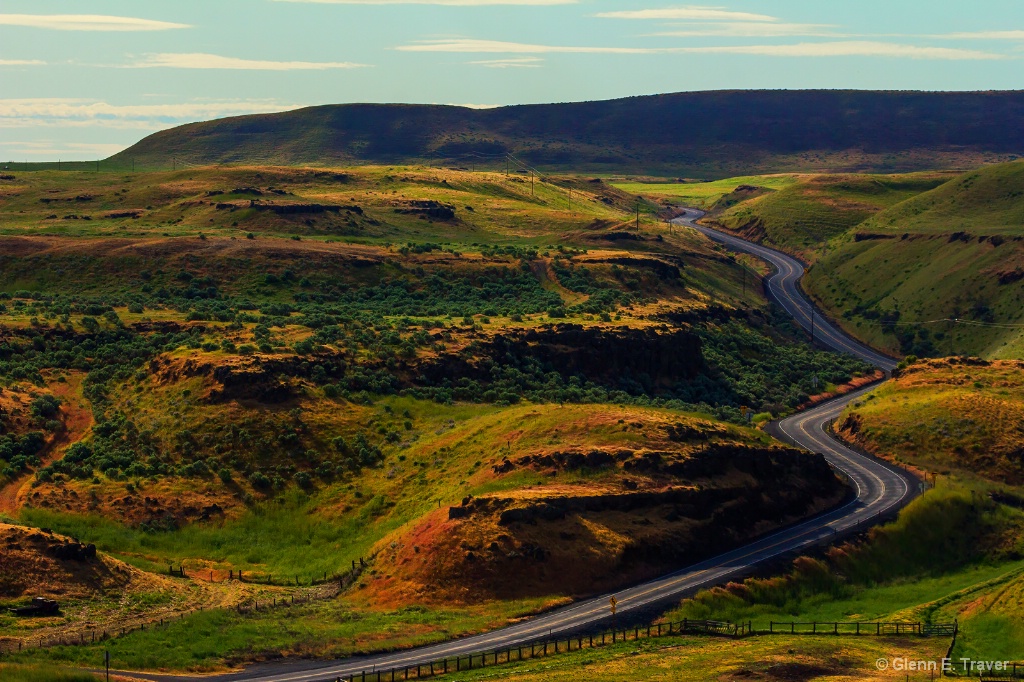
[[673, 208, 897, 372], [123, 211, 917, 682]]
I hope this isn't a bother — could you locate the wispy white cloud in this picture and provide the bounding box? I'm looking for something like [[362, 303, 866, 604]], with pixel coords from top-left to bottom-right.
[[397, 38, 1003, 60], [0, 98, 303, 130], [936, 30, 1024, 40], [398, 39, 651, 53], [275, 0, 574, 4], [596, 7, 777, 22], [689, 41, 1004, 59], [0, 14, 189, 31], [650, 22, 842, 38], [130, 53, 368, 70], [0, 140, 127, 157], [469, 57, 544, 67], [0, 59, 46, 66]]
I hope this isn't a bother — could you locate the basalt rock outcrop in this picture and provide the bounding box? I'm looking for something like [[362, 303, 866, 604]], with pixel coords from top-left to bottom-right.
[[416, 324, 704, 388], [421, 446, 847, 601]]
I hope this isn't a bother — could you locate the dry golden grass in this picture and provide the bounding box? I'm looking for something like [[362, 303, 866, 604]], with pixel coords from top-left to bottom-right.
[[838, 358, 1024, 486]]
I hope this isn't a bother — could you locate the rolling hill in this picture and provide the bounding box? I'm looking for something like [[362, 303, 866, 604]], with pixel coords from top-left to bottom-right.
[[107, 90, 1024, 176], [803, 162, 1024, 358]]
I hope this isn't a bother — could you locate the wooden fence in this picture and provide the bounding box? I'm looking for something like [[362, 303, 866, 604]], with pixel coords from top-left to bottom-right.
[[168, 556, 367, 587], [767, 621, 957, 636], [335, 617, 962, 682], [337, 619, 747, 682]]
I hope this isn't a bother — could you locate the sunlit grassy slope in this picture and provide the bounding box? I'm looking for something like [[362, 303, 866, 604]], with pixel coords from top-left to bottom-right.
[[610, 175, 799, 210], [839, 358, 1024, 490], [858, 160, 1024, 234], [703, 173, 948, 257], [805, 163, 1024, 358], [0, 166, 646, 243]]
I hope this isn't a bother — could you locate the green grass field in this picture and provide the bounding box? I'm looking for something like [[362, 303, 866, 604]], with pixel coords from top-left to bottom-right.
[[858, 161, 1024, 235], [611, 175, 799, 209], [0, 664, 97, 682], [3, 595, 560, 672], [704, 173, 948, 256]]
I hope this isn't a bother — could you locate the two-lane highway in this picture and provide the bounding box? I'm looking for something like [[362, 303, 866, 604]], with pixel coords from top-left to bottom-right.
[[122, 210, 916, 682], [674, 208, 897, 372]]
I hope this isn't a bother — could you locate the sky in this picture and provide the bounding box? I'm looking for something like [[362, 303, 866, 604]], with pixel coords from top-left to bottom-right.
[[1, 1, 1023, 161]]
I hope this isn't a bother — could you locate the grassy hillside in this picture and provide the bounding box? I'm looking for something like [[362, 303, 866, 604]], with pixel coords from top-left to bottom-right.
[[98, 90, 1024, 176], [610, 175, 799, 210], [838, 357, 1024, 489], [804, 162, 1024, 358], [700, 173, 948, 257], [858, 161, 1024, 234]]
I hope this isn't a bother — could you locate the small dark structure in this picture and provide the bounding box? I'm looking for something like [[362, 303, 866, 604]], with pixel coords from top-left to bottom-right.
[[11, 597, 60, 617]]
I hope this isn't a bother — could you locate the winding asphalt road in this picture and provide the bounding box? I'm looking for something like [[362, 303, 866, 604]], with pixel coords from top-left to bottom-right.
[[121, 211, 916, 682]]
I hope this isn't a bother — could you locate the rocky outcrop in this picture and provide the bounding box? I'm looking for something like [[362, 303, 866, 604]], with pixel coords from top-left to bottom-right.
[[394, 200, 456, 220], [420, 445, 847, 601], [416, 325, 704, 388]]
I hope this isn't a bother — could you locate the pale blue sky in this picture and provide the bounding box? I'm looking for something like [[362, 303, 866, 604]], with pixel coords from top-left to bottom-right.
[[1, 1, 1022, 160]]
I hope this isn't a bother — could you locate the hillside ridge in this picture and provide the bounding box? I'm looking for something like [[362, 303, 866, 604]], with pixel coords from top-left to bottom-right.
[[110, 90, 1024, 175]]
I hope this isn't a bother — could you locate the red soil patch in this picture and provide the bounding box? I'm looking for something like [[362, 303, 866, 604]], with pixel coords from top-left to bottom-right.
[[0, 373, 94, 516], [795, 370, 886, 412]]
